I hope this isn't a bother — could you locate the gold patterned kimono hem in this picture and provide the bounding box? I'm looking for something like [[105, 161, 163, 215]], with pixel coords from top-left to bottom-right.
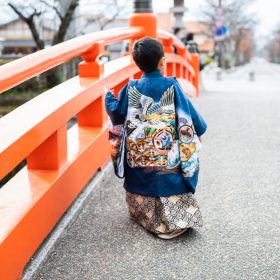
[[126, 192, 203, 234]]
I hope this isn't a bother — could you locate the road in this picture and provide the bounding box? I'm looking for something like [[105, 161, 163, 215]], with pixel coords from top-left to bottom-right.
[[25, 61, 280, 280]]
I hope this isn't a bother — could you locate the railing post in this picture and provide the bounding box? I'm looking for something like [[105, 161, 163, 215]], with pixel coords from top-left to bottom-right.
[[190, 53, 200, 97], [78, 43, 107, 127], [130, 0, 157, 38], [27, 124, 67, 170], [78, 43, 104, 78], [161, 37, 173, 54]]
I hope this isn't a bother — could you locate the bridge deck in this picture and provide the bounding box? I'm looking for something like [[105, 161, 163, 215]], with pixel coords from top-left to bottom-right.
[[24, 73, 280, 280]]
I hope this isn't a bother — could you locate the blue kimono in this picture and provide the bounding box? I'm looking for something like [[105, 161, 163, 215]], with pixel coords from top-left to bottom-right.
[[105, 70, 207, 197]]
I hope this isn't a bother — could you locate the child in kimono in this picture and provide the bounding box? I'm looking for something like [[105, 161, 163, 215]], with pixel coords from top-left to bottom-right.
[[105, 37, 207, 239]]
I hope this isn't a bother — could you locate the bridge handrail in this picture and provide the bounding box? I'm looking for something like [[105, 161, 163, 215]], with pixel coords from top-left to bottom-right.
[[157, 29, 192, 61], [0, 56, 138, 181], [0, 23, 199, 280], [0, 27, 144, 94]]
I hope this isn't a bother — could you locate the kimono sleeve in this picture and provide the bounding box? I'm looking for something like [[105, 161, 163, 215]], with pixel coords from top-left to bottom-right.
[[105, 84, 129, 178], [174, 78, 207, 193], [105, 84, 128, 125], [174, 78, 207, 137]]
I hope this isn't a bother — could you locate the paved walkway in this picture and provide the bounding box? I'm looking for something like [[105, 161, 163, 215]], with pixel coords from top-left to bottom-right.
[[27, 71, 280, 280]]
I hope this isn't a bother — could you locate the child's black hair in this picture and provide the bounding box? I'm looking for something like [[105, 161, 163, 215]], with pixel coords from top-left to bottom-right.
[[132, 37, 164, 73]]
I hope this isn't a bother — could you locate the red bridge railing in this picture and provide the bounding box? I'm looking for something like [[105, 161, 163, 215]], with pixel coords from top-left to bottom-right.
[[0, 12, 199, 280]]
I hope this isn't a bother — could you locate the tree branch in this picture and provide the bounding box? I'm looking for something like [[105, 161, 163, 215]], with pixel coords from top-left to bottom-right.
[[40, 0, 63, 21], [52, 0, 79, 45], [8, 2, 45, 49], [100, 11, 119, 30], [8, 3, 27, 20]]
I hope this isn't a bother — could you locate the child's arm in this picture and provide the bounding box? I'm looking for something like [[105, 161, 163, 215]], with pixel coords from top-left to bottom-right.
[[187, 98, 207, 138], [104, 84, 128, 125], [173, 77, 207, 193], [173, 78, 207, 138]]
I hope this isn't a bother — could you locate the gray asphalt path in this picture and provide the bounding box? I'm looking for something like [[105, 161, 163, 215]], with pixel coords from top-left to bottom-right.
[[31, 79, 280, 280]]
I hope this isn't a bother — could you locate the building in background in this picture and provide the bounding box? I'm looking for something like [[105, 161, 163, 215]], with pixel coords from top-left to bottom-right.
[[157, 13, 215, 54], [234, 27, 254, 66], [265, 31, 280, 64], [0, 17, 53, 59], [0, 5, 214, 62], [185, 21, 215, 54]]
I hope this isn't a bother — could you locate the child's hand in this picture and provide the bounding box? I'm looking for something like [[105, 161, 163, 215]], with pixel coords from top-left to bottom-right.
[[103, 84, 114, 94]]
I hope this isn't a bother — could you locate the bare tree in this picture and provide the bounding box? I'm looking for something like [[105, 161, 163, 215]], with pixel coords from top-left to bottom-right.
[[4, 0, 129, 86], [77, 0, 131, 33], [5, 0, 79, 86], [7, 0, 79, 50], [8, 2, 45, 49], [200, 0, 257, 68], [265, 26, 280, 64]]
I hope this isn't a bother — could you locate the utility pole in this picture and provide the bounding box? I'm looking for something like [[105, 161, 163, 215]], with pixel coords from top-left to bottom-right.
[[218, 0, 222, 68], [216, 0, 223, 68]]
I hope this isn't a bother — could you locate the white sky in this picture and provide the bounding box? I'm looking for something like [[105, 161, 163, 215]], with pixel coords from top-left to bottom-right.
[[153, 0, 280, 38]]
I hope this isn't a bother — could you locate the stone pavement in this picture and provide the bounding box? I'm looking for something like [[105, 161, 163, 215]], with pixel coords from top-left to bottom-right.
[[28, 76, 280, 280]]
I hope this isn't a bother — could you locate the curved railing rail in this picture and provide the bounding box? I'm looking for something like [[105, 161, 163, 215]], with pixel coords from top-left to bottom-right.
[[0, 27, 144, 93], [0, 18, 199, 280]]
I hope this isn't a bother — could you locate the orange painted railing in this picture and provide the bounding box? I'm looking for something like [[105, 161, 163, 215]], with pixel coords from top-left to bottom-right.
[[0, 13, 199, 280]]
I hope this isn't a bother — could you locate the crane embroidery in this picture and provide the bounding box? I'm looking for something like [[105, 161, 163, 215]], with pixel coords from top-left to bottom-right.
[[126, 86, 178, 168]]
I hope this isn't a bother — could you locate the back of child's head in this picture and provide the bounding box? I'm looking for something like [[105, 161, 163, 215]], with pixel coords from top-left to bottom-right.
[[132, 37, 164, 73]]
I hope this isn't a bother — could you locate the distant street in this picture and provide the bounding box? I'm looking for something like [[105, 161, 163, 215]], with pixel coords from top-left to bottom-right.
[[202, 57, 280, 84], [28, 61, 280, 280]]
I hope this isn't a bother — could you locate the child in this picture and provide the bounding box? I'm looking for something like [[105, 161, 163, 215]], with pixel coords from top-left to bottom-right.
[[105, 37, 207, 239]]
